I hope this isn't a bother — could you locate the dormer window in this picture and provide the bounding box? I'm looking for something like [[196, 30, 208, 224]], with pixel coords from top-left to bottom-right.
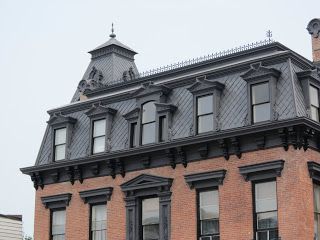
[[197, 95, 214, 134], [141, 101, 156, 145], [187, 76, 225, 135], [251, 82, 271, 123], [54, 128, 67, 161], [92, 119, 107, 154], [85, 103, 117, 155], [47, 113, 77, 162], [124, 82, 175, 148], [241, 62, 281, 125], [310, 85, 319, 121]]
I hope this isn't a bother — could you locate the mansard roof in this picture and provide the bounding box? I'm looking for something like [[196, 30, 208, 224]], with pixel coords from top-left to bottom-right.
[[20, 39, 320, 187]]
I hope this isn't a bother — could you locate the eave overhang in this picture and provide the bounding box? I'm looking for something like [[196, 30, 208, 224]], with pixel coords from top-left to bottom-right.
[[21, 117, 320, 182]]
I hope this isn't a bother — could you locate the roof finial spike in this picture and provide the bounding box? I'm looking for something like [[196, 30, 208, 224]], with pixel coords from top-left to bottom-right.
[[110, 23, 116, 38], [266, 30, 272, 42]]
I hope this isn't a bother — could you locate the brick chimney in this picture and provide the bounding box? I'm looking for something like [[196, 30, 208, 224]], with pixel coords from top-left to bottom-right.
[[307, 18, 320, 64]]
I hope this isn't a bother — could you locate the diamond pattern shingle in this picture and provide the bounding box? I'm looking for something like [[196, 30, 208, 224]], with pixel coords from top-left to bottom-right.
[[37, 59, 312, 165]]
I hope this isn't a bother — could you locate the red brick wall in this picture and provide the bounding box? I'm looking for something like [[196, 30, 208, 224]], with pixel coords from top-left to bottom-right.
[[312, 36, 320, 63], [34, 146, 320, 240]]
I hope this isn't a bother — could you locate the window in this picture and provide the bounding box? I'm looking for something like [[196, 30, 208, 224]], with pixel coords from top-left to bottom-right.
[[142, 197, 159, 240], [91, 204, 107, 240], [159, 116, 167, 142], [92, 119, 106, 154], [310, 85, 319, 122], [141, 101, 156, 145], [54, 128, 67, 161], [130, 122, 138, 147], [197, 95, 214, 134], [254, 181, 278, 240], [51, 209, 66, 240], [198, 190, 219, 239], [251, 82, 271, 123], [314, 184, 320, 240]]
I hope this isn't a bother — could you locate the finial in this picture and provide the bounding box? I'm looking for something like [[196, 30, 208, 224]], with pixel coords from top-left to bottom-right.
[[110, 23, 116, 38], [266, 30, 272, 41]]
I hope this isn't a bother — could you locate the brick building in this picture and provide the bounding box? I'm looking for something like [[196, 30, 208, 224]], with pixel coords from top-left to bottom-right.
[[21, 19, 320, 240]]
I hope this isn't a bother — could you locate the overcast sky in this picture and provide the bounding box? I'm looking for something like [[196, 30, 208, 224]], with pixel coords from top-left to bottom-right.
[[0, 0, 319, 236]]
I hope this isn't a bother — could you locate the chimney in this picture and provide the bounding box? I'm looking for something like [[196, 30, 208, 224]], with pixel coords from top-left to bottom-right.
[[307, 18, 320, 64]]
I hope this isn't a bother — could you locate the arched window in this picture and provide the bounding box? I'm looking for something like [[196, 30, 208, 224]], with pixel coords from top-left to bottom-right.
[[141, 101, 156, 145]]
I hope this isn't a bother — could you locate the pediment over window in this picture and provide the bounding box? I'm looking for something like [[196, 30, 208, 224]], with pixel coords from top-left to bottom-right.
[[241, 62, 281, 82], [132, 81, 171, 99], [47, 113, 77, 126], [79, 187, 113, 204], [121, 174, 173, 194], [184, 170, 226, 189], [123, 107, 140, 121], [239, 160, 285, 181], [308, 161, 320, 181], [297, 69, 320, 83], [41, 193, 72, 209], [154, 103, 177, 114], [85, 103, 117, 118], [187, 76, 225, 94]]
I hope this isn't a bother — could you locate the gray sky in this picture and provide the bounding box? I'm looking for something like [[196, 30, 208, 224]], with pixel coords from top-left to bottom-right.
[[0, 0, 319, 236]]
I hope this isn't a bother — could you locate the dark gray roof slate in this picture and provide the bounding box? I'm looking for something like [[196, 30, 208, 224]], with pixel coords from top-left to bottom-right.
[[35, 42, 318, 166], [89, 37, 137, 54]]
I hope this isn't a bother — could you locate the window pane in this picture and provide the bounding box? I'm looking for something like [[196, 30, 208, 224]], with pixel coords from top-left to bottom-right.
[[257, 211, 278, 230], [52, 210, 66, 235], [92, 230, 106, 240], [310, 85, 319, 107], [93, 119, 106, 137], [92, 205, 106, 222], [159, 116, 167, 142], [143, 224, 159, 240], [311, 106, 319, 122], [255, 181, 277, 213], [53, 236, 65, 240], [314, 213, 320, 240], [252, 83, 269, 104], [92, 205, 106, 231], [142, 102, 156, 124], [55, 128, 66, 145], [314, 184, 320, 213], [55, 144, 66, 161], [142, 122, 156, 145], [253, 103, 271, 123], [93, 136, 105, 154], [201, 219, 219, 235], [257, 231, 268, 240], [197, 95, 213, 115], [130, 122, 137, 147], [198, 114, 214, 133], [142, 198, 159, 225], [200, 190, 219, 220]]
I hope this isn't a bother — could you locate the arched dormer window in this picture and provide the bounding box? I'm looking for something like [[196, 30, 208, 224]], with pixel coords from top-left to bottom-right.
[[141, 101, 156, 145]]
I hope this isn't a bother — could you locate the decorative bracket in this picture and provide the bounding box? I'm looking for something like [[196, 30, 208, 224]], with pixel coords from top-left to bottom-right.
[[218, 139, 229, 160], [31, 172, 44, 190], [177, 147, 187, 168], [107, 159, 116, 179], [116, 158, 125, 178], [278, 128, 288, 151], [231, 137, 241, 159], [165, 148, 176, 169]]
